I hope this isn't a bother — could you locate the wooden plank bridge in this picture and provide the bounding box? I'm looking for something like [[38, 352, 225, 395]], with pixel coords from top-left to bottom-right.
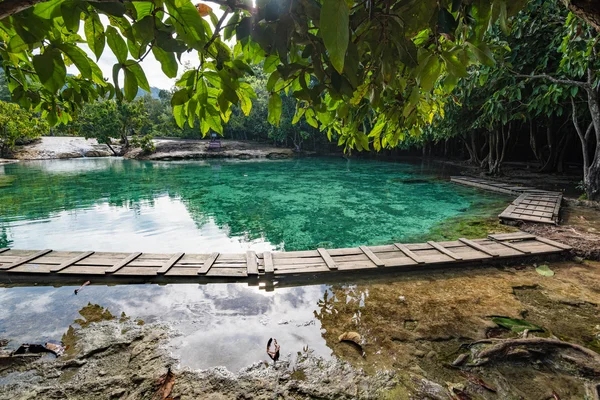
[[0, 233, 571, 286], [450, 176, 562, 224]]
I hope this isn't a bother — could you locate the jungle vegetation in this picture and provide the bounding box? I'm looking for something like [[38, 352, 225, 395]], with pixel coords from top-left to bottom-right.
[[0, 0, 599, 198]]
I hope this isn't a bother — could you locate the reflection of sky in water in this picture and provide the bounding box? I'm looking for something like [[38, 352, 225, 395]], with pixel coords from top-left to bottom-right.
[[0, 283, 331, 372], [5, 196, 274, 253]]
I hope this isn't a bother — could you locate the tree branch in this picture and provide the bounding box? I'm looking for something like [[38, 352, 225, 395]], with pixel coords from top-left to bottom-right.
[[585, 120, 594, 141], [204, 9, 230, 50], [514, 71, 590, 89], [0, 0, 153, 21]]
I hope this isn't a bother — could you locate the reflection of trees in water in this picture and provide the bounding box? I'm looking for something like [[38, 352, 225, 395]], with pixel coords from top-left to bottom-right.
[[0, 226, 12, 248], [0, 158, 492, 251]]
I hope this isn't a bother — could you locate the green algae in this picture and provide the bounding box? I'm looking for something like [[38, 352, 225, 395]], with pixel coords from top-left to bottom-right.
[[61, 303, 116, 358]]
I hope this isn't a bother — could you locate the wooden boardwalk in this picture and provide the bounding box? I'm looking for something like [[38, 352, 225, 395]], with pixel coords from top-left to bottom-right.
[[0, 233, 571, 285], [450, 176, 562, 224]]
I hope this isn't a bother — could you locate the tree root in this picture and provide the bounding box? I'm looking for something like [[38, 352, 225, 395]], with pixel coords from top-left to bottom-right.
[[468, 337, 600, 377]]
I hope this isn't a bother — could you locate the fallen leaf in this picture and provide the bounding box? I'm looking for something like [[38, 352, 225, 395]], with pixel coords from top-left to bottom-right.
[[535, 264, 555, 277], [153, 368, 175, 400], [491, 316, 543, 333], [463, 373, 496, 392], [196, 3, 211, 16]]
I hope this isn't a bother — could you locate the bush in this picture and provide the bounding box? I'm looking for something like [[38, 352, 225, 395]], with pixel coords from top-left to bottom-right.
[[0, 101, 48, 156], [131, 134, 156, 154]]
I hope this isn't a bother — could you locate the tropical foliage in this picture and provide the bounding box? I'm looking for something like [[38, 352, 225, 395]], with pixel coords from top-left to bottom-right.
[[0, 100, 48, 156], [0, 0, 528, 152]]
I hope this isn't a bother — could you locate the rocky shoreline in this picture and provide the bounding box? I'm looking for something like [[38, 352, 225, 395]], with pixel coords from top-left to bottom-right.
[[10, 137, 294, 161], [0, 320, 397, 400]]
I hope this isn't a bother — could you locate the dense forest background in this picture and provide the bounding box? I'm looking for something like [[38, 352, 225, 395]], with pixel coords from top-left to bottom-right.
[[1, 0, 599, 197]]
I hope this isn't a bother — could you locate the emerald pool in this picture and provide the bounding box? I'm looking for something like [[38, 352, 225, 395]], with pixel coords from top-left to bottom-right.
[[0, 157, 504, 252], [0, 157, 509, 372]]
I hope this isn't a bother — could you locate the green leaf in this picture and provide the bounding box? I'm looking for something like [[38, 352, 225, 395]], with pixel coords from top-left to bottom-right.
[[91, 1, 126, 16], [123, 69, 138, 101], [59, 44, 92, 79], [106, 26, 128, 64], [467, 42, 495, 67], [535, 264, 555, 277], [171, 89, 190, 106], [437, 8, 458, 35], [173, 104, 185, 128], [165, 0, 205, 49], [152, 47, 178, 78], [61, 1, 81, 32], [84, 14, 106, 60], [267, 93, 282, 126], [419, 55, 441, 91], [7, 35, 29, 53], [441, 51, 468, 78], [32, 0, 62, 19], [132, 15, 155, 46], [491, 317, 543, 333], [125, 62, 150, 93], [236, 17, 252, 41], [320, 0, 349, 74], [112, 63, 122, 101], [32, 48, 66, 93], [263, 55, 279, 74]]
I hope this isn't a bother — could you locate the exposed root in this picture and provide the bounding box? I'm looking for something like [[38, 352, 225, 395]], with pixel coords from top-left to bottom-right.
[[465, 337, 600, 376]]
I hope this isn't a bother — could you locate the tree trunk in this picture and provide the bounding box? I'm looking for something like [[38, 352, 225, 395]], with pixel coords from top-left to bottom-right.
[[529, 121, 541, 162], [584, 84, 600, 200], [106, 141, 118, 156], [540, 119, 557, 172]]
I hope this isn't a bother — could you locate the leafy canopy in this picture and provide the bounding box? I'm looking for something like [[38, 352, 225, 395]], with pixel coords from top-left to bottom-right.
[[0, 0, 526, 151]]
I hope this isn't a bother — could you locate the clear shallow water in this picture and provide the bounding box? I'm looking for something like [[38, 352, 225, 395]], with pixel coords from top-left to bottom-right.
[[0, 157, 507, 371], [0, 157, 503, 251], [0, 282, 331, 372]]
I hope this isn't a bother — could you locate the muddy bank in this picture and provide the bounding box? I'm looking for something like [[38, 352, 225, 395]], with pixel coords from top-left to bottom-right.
[[126, 138, 294, 160]]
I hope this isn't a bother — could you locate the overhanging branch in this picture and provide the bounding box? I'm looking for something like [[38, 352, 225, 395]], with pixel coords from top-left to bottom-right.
[[514, 72, 590, 89]]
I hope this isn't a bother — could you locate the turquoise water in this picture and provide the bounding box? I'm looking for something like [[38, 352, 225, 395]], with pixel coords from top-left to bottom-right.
[[0, 157, 503, 252], [0, 157, 507, 371]]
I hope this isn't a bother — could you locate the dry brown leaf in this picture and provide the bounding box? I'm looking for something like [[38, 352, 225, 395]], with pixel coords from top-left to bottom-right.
[[153, 368, 175, 400], [196, 3, 211, 16]]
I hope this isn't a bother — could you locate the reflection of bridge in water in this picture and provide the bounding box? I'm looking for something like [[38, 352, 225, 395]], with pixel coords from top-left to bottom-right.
[[0, 232, 571, 289]]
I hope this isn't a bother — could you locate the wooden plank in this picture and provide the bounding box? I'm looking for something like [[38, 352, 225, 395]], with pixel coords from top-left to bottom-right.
[[156, 252, 185, 274], [197, 252, 219, 275], [317, 248, 338, 270], [426, 241, 463, 260], [50, 251, 95, 273], [105, 252, 142, 274], [488, 239, 530, 254], [534, 236, 572, 250], [458, 238, 500, 257], [246, 251, 259, 275], [359, 246, 385, 267], [0, 248, 9, 255], [263, 251, 274, 274], [488, 232, 536, 241], [0, 249, 52, 270], [393, 243, 425, 264]]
